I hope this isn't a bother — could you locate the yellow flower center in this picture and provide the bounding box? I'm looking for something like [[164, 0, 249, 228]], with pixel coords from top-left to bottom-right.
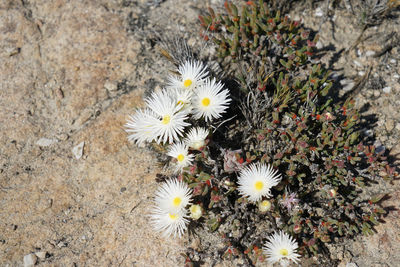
[[279, 248, 289, 256], [254, 181, 264, 191], [177, 100, 184, 106], [177, 154, 185, 162], [162, 115, 170, 125], [183, 79, 192, 88], [169, 213, 177, 220], [172, 197, 182, 207], [201, 97, 210, 107]]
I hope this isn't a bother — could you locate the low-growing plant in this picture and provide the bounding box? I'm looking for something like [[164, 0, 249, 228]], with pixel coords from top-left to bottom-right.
[[124, 1, 397, 266]]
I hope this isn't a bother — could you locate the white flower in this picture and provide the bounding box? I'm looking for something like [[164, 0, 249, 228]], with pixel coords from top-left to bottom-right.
[[184, 127, 209, 150], [145, 89, 190, 144], [192, 78, 231, 122], [124, 108, 157, 147], [167, 142, 194, 173], [237, 163, 281, 203], [189, 204, 202, 220], [167, 60, 208, 91], [263, 231, 300, 267], [154, 178, 193, 213], [150, 207, 189, 238]]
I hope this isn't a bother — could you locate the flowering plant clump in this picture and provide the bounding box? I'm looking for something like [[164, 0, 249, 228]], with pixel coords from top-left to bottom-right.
[[124, 1, 398, 265]]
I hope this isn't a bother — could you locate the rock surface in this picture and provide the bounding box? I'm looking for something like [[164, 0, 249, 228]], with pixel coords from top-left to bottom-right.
[[0, 0, 203, 266]]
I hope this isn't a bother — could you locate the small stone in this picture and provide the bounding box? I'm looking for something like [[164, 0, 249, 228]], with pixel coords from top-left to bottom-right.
[[353, 60, 362, 67], [36, 138, 58, 147], [364, 129, 374, 137], [23, 253, 37, 267], [365, 50, 376, 57], [358, 71, 365, 76], [382, 87, 391, 94], [56, 133, 69, 141], [316, 40, 323, 49], [104, 81, 117, 92], [35, 251, 46, 259], [57, 241, 67, 248], [340, 79, 354, 91], [385, 119, 394, 132], [346, 263, 358, 267], [390, 59, 397, 64], [72, 141, 85, 160], [393, 74, 400, 79], [315, 7, 324, 17], [373, 90, 380, 97], [389, 143, 400, 164], [375, 145, 386, 154], [395, 123, 400, 131]]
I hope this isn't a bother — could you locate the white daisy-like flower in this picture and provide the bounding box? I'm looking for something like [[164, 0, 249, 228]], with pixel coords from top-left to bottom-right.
[[167, 142, 194, 173], [237, 162, 281, 203], [263, 230, 300, 267], [154, 178, 193, 213], [192, 78, 231, 122], [184, 127, 209, 150], [167, 60, 209, 91], [145, 89, 190, 144], [125, 108, 157, 147], [150, 207, 189, 238]]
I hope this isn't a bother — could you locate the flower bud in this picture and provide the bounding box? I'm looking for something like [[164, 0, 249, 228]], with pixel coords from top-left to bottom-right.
[[329, 189, 337, 198], [293, 224, 302, 233], [258, 200, 272, 212], [190, 204, 203, 220]]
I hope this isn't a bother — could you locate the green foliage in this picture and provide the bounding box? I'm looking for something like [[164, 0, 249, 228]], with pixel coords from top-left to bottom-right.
[[163, 1, 397, 265], [199, 0, 317, 68]]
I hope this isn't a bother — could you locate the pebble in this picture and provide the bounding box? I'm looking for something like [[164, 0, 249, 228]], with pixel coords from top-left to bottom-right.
[[385, 119, 394, 132], [358, 71, 365, 76], [393, 74, 400, 79], [374, 90, 380, 97], [340, 79, 355, 91], [316, 40, 323, 49], [56, 133, 69, 141], [315, 7, 324, 17], [72, 141, 85, 160], [36, 138, 58, 147], [346, 263, 358, 267], [23, 254, 37, 267], [365, 50, 376, 57], [382, 87, 391, 94], [390, 59, 397, 64], [104, 81, 117, 92], [375, 145, 386, 154], [57, 241, 67, 248], [353, 60, 362, 67], [364, 129, 374, 137], [396, 123, 400, 131], [35, 251, 47, 259]]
